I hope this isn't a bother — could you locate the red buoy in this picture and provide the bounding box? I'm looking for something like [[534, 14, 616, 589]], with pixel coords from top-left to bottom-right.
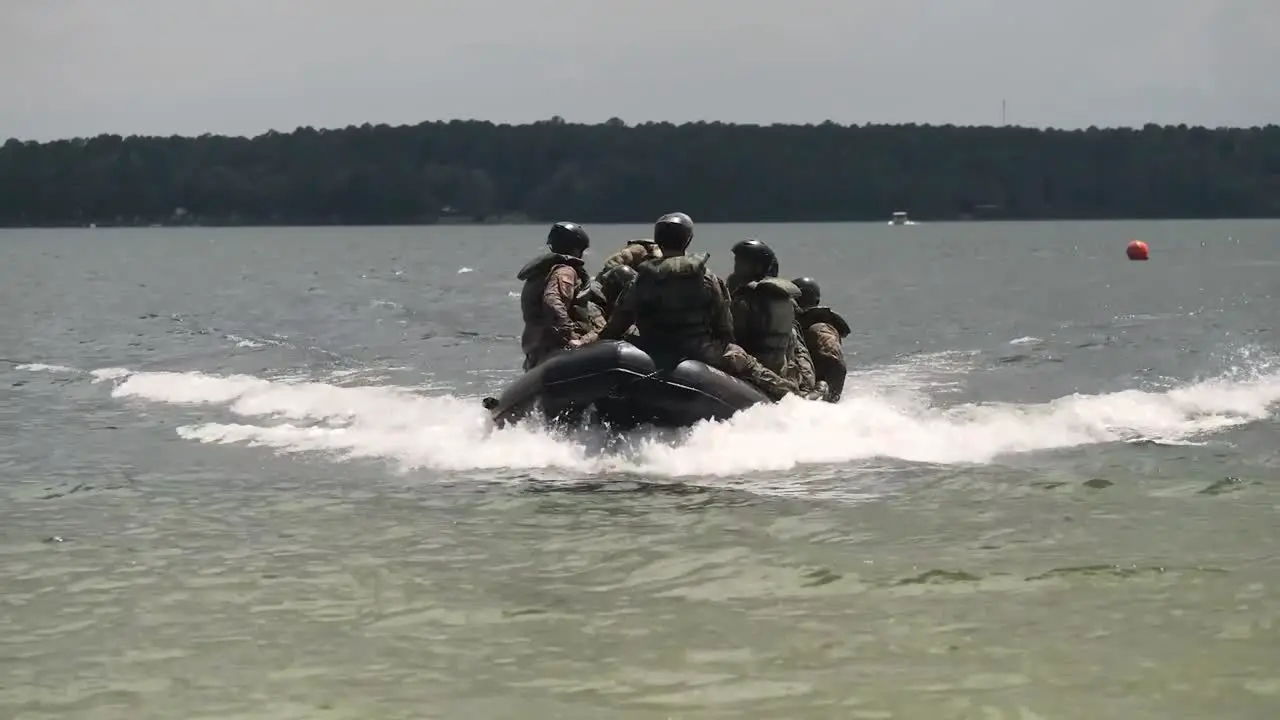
[[1126, 239, 1149, 261]]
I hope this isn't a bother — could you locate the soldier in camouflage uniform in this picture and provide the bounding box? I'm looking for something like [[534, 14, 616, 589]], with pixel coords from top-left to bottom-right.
[[727, 239, 821, 397], [572, 263, 635, 339], [577, 264, 639, 340], [515, 221, 599, 370], [585, 213, 800, 401], [792, 277, 851, 403]]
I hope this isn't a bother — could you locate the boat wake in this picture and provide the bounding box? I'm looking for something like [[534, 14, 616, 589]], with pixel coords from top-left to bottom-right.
[[16, 350, 1280, 480]]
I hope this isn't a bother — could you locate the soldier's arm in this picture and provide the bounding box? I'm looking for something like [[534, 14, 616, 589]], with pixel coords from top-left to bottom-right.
[[790, 325, 817, 389], [808, 324, 848, 400], [544, 266, 580, 346], [708, 275, 736, 344]]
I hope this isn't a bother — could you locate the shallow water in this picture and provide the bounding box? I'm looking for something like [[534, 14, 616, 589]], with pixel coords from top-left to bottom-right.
[[1, 221, 1278, 719]]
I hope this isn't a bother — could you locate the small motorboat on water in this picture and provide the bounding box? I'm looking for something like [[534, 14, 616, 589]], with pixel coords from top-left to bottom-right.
[[888, 210, 916, 226], [482, 340, 772, 430]]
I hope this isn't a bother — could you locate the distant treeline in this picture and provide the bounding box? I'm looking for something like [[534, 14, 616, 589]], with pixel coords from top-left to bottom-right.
[[2, 118, 1280, 227]]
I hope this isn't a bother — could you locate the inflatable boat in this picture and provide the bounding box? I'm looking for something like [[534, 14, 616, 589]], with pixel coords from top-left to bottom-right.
[[482, 340, 772, 430]]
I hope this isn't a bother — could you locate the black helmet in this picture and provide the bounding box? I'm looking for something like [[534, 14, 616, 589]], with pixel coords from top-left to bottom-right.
[[731, 239, 777, 276], [793, 276, 821, 308], [653, 212, 694, 251], [547, 221, 590, 255]]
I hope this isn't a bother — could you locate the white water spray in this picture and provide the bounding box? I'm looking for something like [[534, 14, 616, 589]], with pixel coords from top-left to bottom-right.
[[50, 353, 1278, 478]]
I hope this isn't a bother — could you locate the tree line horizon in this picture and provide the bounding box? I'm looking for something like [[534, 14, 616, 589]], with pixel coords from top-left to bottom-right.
[[2, 117, 1278, 228]]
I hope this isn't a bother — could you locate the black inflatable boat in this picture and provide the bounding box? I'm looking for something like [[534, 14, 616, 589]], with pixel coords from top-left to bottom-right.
[[482, 340, 772, 430]]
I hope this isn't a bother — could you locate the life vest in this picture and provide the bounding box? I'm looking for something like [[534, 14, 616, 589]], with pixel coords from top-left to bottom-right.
[[630, 253, 715, 346], [734, 277, 802, 365], [516, 252, 590, 329], [796, 306, 851, 339]]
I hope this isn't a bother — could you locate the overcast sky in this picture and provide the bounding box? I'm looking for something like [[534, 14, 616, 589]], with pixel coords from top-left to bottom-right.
[[1, 0, 1275, 140]]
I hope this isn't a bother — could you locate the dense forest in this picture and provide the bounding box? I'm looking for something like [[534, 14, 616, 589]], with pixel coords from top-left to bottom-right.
[[2, 118, 1279, 227]]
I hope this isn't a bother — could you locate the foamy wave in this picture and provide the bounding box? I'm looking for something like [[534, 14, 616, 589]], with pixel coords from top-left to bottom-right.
[[90, 367, 132, 383], [224, 334, 266, 349], [96, 362, 1280, 478], [15, 363, 79, 374]]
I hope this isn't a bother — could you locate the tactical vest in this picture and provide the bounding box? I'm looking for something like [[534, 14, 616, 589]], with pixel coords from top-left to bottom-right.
[[734, 277, 802, 365], [796, 306, 851, 339], [631, 253, 714, 346], [516, 252, 590, 328]]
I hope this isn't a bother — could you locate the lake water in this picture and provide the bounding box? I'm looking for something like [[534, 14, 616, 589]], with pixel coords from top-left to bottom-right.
[[1, 220, 1278, 719]]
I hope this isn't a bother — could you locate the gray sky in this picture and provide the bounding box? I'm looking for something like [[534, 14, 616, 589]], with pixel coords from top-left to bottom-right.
[[2, 0, 1275, 141]]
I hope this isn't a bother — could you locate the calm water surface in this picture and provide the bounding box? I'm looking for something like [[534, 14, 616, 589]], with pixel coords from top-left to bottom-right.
[[1, 221, 1278, 719]]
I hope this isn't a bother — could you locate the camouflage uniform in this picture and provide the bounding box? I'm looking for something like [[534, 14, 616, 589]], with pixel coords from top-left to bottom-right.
[[574, 296, 607, 338], [516, 252, 594, 370], [594, 254, 798, 401], [796, 306, 851, 402], [591, 239, 656, 342], [580, 264, 639, 341], [597, 239, 662, 279]]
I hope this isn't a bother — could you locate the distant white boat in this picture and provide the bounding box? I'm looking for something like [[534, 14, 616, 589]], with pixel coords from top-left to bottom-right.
[[888, 211, 916, 226]]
